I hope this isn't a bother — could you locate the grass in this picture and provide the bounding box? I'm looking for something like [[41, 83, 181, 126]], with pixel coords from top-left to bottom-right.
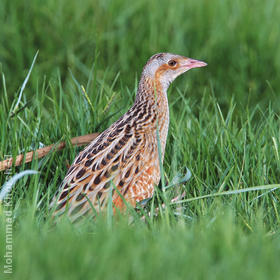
[[2, 210, 280, 280], [0, 0, 280, 279]]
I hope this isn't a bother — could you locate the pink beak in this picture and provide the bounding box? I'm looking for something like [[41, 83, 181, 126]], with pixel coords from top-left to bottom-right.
[[182, 58, 207, 69]]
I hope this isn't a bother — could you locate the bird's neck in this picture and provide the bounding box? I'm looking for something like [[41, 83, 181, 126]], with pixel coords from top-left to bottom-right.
[[136, 75, 170, 157]]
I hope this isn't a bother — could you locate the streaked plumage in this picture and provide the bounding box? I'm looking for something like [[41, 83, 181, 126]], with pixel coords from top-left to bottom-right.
[[51, 53, 207, 221]]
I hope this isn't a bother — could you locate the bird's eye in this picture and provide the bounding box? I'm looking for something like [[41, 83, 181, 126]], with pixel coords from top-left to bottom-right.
[[168, 60, 177, 67]]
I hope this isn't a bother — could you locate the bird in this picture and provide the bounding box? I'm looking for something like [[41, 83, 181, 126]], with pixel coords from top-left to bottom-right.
[[51, 52, 207, 221]]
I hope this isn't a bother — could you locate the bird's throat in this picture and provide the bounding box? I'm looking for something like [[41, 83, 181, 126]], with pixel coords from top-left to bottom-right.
[[136, 76, 170, 158]]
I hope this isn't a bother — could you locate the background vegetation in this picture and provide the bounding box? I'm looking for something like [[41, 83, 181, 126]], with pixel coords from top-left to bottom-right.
[[0, 0, 280, 279]]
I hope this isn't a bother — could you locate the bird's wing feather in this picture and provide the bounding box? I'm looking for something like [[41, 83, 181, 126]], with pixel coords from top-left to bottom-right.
[[51, 109, 158, 220]]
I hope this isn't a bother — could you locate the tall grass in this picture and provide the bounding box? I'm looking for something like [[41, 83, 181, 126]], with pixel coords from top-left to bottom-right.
[[1, 0, 280, 108]]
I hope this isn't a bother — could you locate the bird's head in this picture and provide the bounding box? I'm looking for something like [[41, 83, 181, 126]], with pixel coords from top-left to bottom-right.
[[142, 53, 207, 91]]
